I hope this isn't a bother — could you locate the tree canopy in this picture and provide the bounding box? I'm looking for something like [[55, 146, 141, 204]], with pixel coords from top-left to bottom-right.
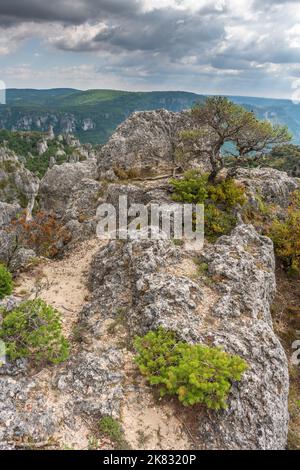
[[189, 97, 292, 178]]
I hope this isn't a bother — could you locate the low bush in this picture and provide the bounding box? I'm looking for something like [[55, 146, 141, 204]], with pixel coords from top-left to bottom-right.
[[113, 165, 141, 180], [134, 328, 248, 409], [171, 170, 209, 204], [0, 264, 13, 300], [209, 178, 246, 208], [0, 299, 70, 364], [170, 170, 245, 241], [11, 210, 71, 258], [205, 204, 237, 242], [171, 170, 246, 207]]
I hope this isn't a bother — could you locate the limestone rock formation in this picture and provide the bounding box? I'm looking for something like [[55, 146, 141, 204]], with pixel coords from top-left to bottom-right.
[[0, 202, 20, 266], [230, 167, 299, 208], [0, 230, 16, 267], [0, 343, 124, 449], [0, 201, 36, 271], [37, 139, 48, 155], [0, 108, 296, 450], [53, 350, 124, 418], [64, 178, 103, 242], [83, 223, 289, 450], [97, 110, 212, 176], [0, 148, 39, 210], [82, 118, 96, 131], [104, 181, 172, 208], [8, 247, 36, 273], [0, 202, 20, 229], [198, 225, 289, 449], [39, 159, 98, 217]]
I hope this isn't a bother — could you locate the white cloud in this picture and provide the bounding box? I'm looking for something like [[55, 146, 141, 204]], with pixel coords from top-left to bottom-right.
[[0, 22, 40, 54], [48, 22, 108, 51], [0, 0, 300, 97], [287, 24, 300, 48]]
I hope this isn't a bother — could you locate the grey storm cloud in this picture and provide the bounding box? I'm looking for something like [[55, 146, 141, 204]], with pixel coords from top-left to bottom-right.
[[48, 3, 226, 60], [254, 0, 300, 7], [0, 0, 141, 25], [1, 0, 300, 97], [213, 36, 300, 67], [94, 9, 225, 57]]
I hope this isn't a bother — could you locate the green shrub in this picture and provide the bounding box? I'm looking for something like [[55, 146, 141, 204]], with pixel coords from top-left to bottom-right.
[[171, 171, 246, 207], [209, 178, 246, 208], [193, 259, 209, 276], [99, 417, 123, 442], [205, 204, 237, 242], [170, 170, 209, 204], [170, 171, 245, 241], [134, 328, 248, 410], [0, 264, 13, 300], [0, 299, 69, 364]]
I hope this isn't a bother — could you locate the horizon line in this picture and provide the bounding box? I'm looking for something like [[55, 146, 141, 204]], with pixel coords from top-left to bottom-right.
[[4, 88, 293, 102]]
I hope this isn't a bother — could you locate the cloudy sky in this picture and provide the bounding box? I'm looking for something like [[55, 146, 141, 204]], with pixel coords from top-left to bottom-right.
[[0, 0, 300, 98]]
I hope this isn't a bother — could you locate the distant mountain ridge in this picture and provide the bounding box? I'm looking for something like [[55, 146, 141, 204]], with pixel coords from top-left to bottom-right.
[[1, 88, 300, 145]]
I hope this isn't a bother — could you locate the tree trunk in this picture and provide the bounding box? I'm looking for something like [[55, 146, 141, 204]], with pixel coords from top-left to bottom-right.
[[208, 149, 223, 183]]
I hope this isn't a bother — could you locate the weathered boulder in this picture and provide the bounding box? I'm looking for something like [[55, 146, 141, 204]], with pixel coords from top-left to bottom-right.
[[62, 178, 102, 242], [0, 376, 58, 448], [0, 148, 39, 210], [104, 179, 174, 209], [86, 236, 202, 335], [0, 202, 20, 229], [0, 202, 37, 271], [105, 183, 150, 208], [8, 248, 36, 273], [54, 349, 124, 418], [97, 110, 211, 176], [0, 346, 124, 448], [202, 224, 276, 324], [39, 159, 98, 217], [84, 223, 289, 450], [0, 231, 16, 266], [64, 179, 102, 223], [0, 202, 19, 266], [197, 225, 289, 449], [229, 167, 299, 207]]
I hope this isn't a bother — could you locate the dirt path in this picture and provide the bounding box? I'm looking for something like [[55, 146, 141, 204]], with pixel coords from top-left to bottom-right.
[[14, 239, 103, 337]]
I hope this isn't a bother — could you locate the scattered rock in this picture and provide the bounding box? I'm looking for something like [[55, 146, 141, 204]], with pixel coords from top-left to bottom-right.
[[0, 295, 22, 313]]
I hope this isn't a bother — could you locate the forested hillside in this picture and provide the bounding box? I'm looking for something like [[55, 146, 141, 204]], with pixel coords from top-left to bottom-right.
[[1, 89, 300, 145]]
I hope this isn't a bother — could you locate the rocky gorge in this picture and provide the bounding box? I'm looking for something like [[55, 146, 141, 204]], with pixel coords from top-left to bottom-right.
[[0, 109, 299, 450]]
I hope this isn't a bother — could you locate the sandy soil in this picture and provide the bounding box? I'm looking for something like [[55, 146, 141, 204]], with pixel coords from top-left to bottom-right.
[[14, 239, 104, 337]]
